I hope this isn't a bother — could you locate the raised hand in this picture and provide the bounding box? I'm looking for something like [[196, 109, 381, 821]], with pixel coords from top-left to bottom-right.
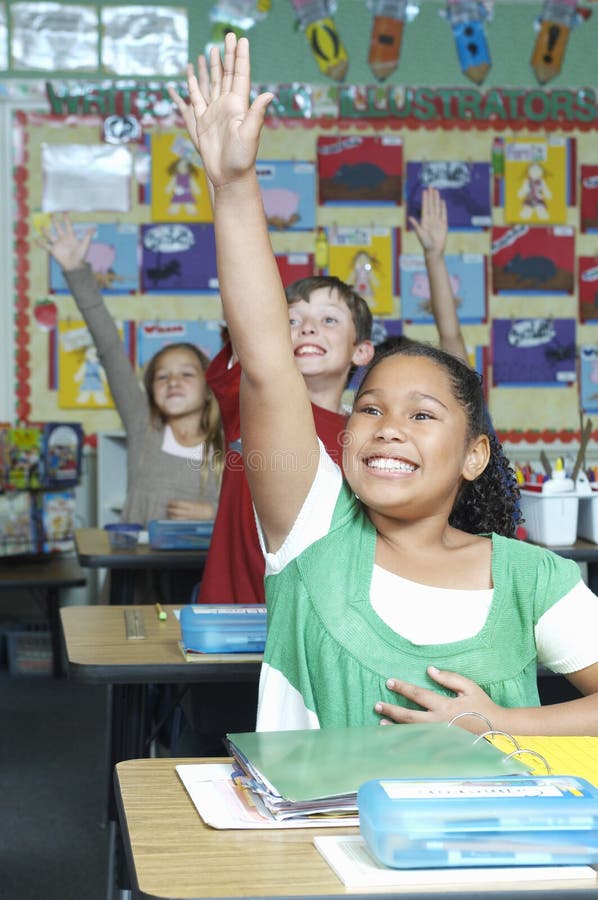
[[409, 186, 448, 258], [168, 34, 272, 189], [374, 666, 500, 734], [38, 213, 94, 272]]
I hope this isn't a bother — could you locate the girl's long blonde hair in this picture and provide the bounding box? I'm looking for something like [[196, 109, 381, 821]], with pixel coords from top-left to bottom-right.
[[143, 342, 224, 482]]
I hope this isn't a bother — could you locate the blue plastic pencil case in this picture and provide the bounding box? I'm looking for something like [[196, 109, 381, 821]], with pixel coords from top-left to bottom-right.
[[179, 604, 267, 653], [148, 520, 214, 550], [358, 775, 598, 869]]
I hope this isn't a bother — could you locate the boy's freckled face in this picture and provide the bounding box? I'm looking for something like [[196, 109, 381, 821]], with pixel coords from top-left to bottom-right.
[[288, 288, 358, 379], [344, 355, 470, 518]]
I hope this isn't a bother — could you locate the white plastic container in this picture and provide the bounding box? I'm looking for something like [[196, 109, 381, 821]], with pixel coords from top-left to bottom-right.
[[519, 489, 579, 547], [577, 480, 598, 543]]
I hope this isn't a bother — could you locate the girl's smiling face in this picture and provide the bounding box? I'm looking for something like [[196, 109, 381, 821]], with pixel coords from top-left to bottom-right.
[[151, 347, 208, 420], [344, 354, 488, 523]]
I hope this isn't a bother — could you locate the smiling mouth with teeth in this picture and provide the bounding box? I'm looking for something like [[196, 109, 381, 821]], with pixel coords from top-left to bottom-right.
[[295, 345, 325, 356], [366, 457, 417, 472]]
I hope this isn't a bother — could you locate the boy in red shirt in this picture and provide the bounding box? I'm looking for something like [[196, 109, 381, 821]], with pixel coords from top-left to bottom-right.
[[198, 274, 374, 604]]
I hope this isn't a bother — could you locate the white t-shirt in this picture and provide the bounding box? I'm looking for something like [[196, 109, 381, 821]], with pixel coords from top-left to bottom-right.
[[161, 424, 205, 462]]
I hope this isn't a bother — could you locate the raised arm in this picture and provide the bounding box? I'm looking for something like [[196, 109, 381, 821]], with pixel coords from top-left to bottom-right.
[[409, 187, 468, 364], [169, 36, 319, 551], [38, 215, 147, 430]]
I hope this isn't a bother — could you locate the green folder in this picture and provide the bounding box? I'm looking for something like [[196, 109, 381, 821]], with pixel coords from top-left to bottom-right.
[[227, 723, 530, 804]]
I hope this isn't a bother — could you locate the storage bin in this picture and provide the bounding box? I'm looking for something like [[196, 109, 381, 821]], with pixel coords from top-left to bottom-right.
[[577, 488, 598, 543], [358, 775, 598, 869], [148, 520, 214, 550], [104, 522, 143, 548], [518, 489, 579, 547], [179, 604, 267, 653], [6, 624, 52, 677]]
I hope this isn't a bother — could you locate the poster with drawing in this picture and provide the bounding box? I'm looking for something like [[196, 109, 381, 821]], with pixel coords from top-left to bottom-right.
[[580, 164, 598, 233], [405, 161, 491, 230], [491, 225, 574, 294], [348, 318, 403, 390], [325, 225, 398, 315], [578, 256, 598, 323], [399, 253, 486, 324], [137, 320, 223, 367], [502, 136, 572, 225], [150, 132, 213, 223], [140, 223, 218, 292], [256, 160, 316, 231], [317, 135, 403, 205], [49, 222, 139, 294], [492, 318, 576, 387], [57, 319, 134, 408], [275, 252, 315, 285]]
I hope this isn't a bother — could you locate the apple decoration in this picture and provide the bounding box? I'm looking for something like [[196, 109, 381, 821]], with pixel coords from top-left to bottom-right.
[[33, 299, 57, 331]]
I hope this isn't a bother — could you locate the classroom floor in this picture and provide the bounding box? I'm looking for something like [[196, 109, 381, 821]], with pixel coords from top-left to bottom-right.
[[1, 672, 110, 900]]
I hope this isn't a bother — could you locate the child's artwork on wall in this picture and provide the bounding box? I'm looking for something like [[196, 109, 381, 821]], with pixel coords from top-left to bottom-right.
[[150, 133, 212, 223], [41, 143, 132, 213], [580, 164, 598, 233], [502, 136, 573, 225], [137, 320, 223, 367], [325, 225, 398, 315], [580, 346, 598, 414], [491, 225, 574, 294], [140, 223, 218, 292], [256, 160, 316, 230], [317, 135, 403, 205], [57, 319, 134, 409], [49, 222, 139, 294], [578, 256, 598, 323], [492, 318, 576, 387], [275, 252, 315, 285], [405, 161, 492, 230], [399, 253, 486, 324], [348, 318, 403, 390]]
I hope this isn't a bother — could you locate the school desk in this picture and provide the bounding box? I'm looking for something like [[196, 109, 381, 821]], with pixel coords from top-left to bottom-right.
[[114, 757, 598, 900], [60, 604, 262, 896], [73, 527, 208, 604], [0, 554, 86, 676]]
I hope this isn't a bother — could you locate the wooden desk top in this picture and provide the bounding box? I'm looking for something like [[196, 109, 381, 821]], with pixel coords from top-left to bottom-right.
[[115, 758, 598, 900], [0, 554, 86, 589], [74, 528, 208, 570], [60, 604, 262, 684]]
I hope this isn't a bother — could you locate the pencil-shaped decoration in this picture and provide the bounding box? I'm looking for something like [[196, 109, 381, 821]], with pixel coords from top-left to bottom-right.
[[443, 0, 492, 85], [530, 0, 582, 85], [367, 0, 408, 82], [288, 0, 349, 81]]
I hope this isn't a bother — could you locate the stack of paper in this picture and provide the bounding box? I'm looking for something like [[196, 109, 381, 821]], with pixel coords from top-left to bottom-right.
[[224, 723, 530, 822]]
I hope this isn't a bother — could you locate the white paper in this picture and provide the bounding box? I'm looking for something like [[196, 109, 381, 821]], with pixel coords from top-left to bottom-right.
[[42, 143, 132, 213], [11, 2, 98, 71], [314, 835, 598, 889], [101, 5, 187, 76], [176, 763, 359, 830]]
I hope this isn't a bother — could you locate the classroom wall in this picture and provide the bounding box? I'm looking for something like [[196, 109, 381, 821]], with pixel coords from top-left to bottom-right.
[[2, 0, 598, 458]]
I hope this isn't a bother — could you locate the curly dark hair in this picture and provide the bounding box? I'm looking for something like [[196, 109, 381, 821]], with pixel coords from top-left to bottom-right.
[[356, 337, 522, 538]]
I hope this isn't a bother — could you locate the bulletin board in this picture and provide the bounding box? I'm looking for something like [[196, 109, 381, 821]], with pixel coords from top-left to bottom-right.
[[11, 1, 598, 446]]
